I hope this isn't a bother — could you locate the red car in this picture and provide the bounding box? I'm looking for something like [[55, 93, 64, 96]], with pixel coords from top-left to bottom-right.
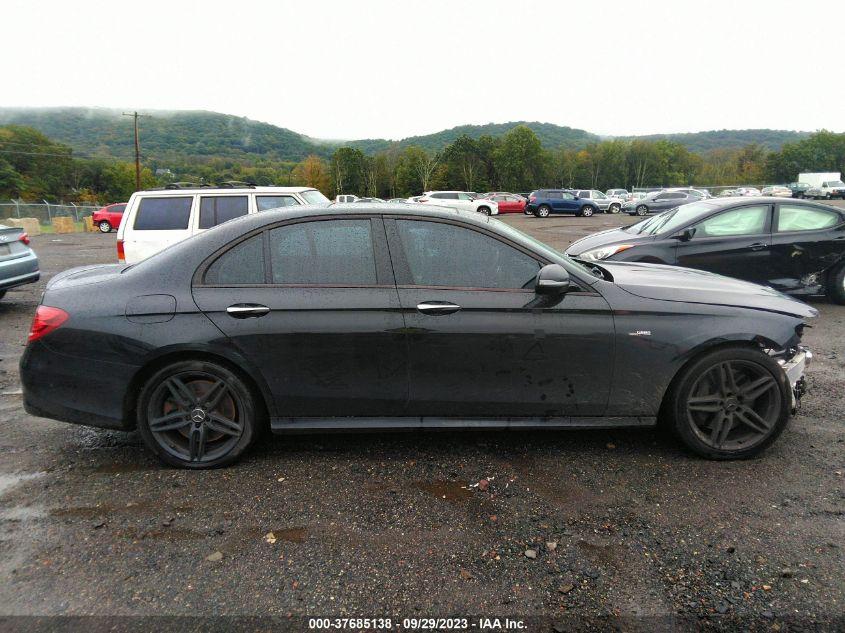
[[91, 203, 127, 233], [483, 192, 527, 214]]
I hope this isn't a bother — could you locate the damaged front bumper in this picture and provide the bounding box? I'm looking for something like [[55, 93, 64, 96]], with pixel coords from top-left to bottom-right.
[[778, 346, 812, 412]]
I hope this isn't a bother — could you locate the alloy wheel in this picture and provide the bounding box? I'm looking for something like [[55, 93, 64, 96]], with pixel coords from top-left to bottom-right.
[[685, 360, 781, 451], [609, 204, 620, 214], [537, 206, 550, 218], [582, 207, 593, 217], [146, 371, 244, 464], [636, 205, 648, 216], [98, 221, 111, 233]]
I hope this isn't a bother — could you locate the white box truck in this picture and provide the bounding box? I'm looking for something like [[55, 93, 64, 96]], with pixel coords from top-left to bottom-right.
[[799, 172, 845, 199]]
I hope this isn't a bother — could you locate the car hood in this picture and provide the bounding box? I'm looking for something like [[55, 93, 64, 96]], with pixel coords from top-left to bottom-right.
[[565, 227, 654, 256], [599, 261, 818, 318], [46, 264, 128, 290]]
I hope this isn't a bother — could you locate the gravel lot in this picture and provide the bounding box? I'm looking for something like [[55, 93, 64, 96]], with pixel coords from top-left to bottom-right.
[[0, 209, 843, 630]]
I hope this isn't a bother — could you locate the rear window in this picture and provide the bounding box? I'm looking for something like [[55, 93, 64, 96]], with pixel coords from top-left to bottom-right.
[[110, 204, 127, 213], [257, 195, 300, 211], [199, 196, 249, 229], [301, 190, 330, 204], [133, 197, 192, 230]]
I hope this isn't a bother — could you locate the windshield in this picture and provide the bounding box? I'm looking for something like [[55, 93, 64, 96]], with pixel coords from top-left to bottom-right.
[[302, 189, 330, 204], [489, 218, 602, 279], [623, 201, 716, 236]]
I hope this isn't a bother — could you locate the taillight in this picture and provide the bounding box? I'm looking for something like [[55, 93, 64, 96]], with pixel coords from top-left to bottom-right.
[[117, 239, 125, 263], [418, 197, 429, 203], [18, 232, 30, 246], [28, 306, 69, 343]]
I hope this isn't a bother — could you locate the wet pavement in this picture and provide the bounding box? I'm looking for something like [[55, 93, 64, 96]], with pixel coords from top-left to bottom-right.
[[0, 213, 843, 629]]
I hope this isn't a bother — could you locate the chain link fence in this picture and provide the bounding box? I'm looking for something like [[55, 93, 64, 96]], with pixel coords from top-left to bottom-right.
[[0, 200, 102, 230]]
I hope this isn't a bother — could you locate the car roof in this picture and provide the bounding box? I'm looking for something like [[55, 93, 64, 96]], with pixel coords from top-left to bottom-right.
[[133, 186, 318, 196]]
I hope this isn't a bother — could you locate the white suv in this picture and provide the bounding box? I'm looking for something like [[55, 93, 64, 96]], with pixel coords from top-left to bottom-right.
[[417, 191, 499, 215], [116, 186, 329, 263]]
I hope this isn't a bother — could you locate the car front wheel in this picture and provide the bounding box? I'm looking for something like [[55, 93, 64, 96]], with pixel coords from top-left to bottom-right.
[[666, 347, 791, 460], [137, 360, 258, 469], [98, 220, 112, 233], [636, 205, 648, 216], [535, 205, 551, 218]]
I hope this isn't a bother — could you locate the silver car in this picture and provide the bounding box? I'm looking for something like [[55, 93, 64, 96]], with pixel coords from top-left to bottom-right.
[[0, 224, 40, 300], [576, 189, 624, 214]]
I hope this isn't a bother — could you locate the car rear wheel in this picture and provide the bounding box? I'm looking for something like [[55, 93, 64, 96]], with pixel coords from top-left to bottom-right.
[[535, 205, 551, 218], [477, 206, 491, 216], [137, 360, 258, 469], [608, 203, 621, 214], [827, 263, 845, 305], [98, 220, 112, 233], [666, 347, 790, 460], [636, 205, 648, 216], [580, 206, 595, 217]]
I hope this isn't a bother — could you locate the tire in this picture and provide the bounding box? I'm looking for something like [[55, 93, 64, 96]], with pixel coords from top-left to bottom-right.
[[825, 193, 832, 200], [665, 347, 791, 460], [580, 206, 595, 217], [636, 205, 648, 216], [608, 203, 621, 214], [477, 206, 492, 216], [827, 262, 845, 305], [535, 205, 551, 218], [98, 220, 112, 233], [0, 290, 6, 301], [137, 360, 258, 469]]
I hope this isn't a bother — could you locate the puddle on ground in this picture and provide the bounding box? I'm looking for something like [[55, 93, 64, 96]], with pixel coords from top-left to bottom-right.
[[0, 472, 46, 497], [415, 480, 473, 503]]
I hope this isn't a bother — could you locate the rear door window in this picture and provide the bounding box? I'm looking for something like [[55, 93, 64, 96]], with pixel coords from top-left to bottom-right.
[[199, 196, 249, 229], [776, 205, 840, 232], [133, 197, 193, 230], [256, 195, 300, 211], [268, 219, 377, 286]]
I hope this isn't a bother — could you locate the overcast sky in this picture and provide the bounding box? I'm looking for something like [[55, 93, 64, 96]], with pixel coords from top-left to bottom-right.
[[4, 0, 844, 140]]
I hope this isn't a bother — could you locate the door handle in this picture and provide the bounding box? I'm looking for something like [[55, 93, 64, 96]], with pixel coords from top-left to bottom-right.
[[226, 304, 270, 318], [747, 242, 768, 251], [416, 301, 461, 316]]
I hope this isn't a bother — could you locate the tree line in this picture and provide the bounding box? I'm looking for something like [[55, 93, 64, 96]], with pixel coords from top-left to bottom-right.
[[2, 123, 844, 204]]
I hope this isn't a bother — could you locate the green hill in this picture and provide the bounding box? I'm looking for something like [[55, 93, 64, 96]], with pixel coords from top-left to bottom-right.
[[0, 107, 323, 162], [0, 107, 814, 163], [347, 121, 599, 154], [617, 129, 811, 152]]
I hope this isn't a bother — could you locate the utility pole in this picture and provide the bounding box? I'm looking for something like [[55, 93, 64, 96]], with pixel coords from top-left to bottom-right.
[[122, 111, 148, 191]]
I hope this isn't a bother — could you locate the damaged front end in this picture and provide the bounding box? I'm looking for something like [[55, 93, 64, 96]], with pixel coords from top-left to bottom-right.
[[778, 345, 812, 412]]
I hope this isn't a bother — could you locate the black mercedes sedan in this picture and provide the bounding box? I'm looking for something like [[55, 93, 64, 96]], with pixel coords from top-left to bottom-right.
[[21, 204, 815, 468], [567, 197, 845, 304]]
